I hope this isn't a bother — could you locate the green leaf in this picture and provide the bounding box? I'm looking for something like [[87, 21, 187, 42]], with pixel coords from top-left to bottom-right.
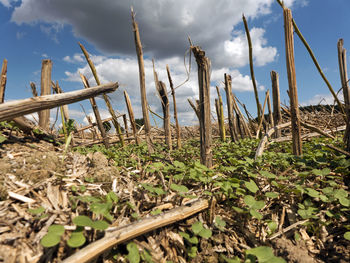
[[0, 133, 7, 143], [198, 228, 212, 239], [141, 249, 154, 263], [153, 187, 167, 196], [106, 191, 119, 203], [260, 171, 276, 179], [220, 255, 241, 263], [214, 216, 226, 230], [249, 209, 263, 220], [252, 200, 265, 210], [265, 192, 279, 198], [191, 221, 204, 235], [67, 232, 86, 248], [334, 189, 348, 199], [267, 221, 278, 233], [127, 242, 140, 263], [170, 183, 189, 193], [319, 194, 329, 202], [244, 195, 256, 207], [245, 179, 259, 193], [48, 224, 65, 236], [151, 209, 162, 216], [246, 246, 277, 262], [179, 232, 198, 244], [344, 232, 350, 241], [40, 233, 61, 247], [28, 206, 45, 215], [325, 210, 335, 218], [91, 220, 109, 230], [305, 188, 320, 198], [188, 246, 197, 258], [232, 206, 245, 213], [322, 187, 334, 195], [339, 197, 350, 207], [73, 215, 93, 227]]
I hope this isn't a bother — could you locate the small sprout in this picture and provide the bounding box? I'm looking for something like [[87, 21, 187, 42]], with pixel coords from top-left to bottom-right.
[[246, 246, 286, 263], [67, 231, 86, 248], [214, 216, 226, 231], [191, 221, 212, 239], [127, 242, 140, 263], [28, 206, 45, 215], [170, 183, 189, 193], [73, 215, 93, 227], [40, 224, 65, 247], [151, 208, 162, 216], [91, 220, 109, 231]]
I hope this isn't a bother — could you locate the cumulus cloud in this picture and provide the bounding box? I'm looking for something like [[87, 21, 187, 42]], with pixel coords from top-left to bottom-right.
[[0, 0, 16, 8], [63, 53, 266, 124], [9, 0, 302, 61], [63, 53, 85, 63], [4, 0, 306, 124], [301, 94, 338, 106]]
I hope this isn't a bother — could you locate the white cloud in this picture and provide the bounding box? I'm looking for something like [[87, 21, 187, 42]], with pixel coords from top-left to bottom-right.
[[215, 28, 277, 68], [0, 0, 16, 8], [6, 0, 307, 125], [63, 53, 84, 63], [301, 94, 339, 106], [63, 52, 270, 124], [9, 0, 303, 60]]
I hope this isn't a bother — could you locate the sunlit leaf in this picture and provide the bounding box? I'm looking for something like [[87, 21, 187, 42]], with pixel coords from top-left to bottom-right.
[[40, 233, 61, 247], [245, 179, 259, 193], [48, 224, 65, 236], [73, 215, 93, 227], [170, 183, 189, 193], [67, 232, 86, 248], [91, 220, 109, 230], [28, 206, 45, 215], [191, 221, 203, 235], [127, 242, 140, 263], [344, 232, 350, 241]]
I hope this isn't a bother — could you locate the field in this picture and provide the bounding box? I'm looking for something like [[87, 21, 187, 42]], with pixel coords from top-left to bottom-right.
[[1, 2, 350, 262], [0, 107, 349, 263]]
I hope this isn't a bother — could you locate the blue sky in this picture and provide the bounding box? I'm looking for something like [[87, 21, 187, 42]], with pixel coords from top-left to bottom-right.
[[0, 0, 349, 127]]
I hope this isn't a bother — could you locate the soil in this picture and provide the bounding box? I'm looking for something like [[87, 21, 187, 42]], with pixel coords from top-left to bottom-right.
[[0, 107, 349, 262]]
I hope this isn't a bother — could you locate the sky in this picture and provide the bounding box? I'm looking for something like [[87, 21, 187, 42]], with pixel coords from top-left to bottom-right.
[[0, 0, 349, 128]]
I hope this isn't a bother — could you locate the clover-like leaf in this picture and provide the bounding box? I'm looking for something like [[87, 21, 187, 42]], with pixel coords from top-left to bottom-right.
[[127, 242, 140, 263], [72, 215, 93, 227], [48, 224, 65, 236], [214, 216, 226, 231], [191, 221, 204, 235], [91, 220, 109, 231], [188, 246, 197, 258], [198, 228, 212, 239], [40, 233, 61, 247], [67, 232, 86, 248]]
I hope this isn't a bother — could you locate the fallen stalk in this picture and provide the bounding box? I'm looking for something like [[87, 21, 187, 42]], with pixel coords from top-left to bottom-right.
[[62, 198, 209, 263]]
